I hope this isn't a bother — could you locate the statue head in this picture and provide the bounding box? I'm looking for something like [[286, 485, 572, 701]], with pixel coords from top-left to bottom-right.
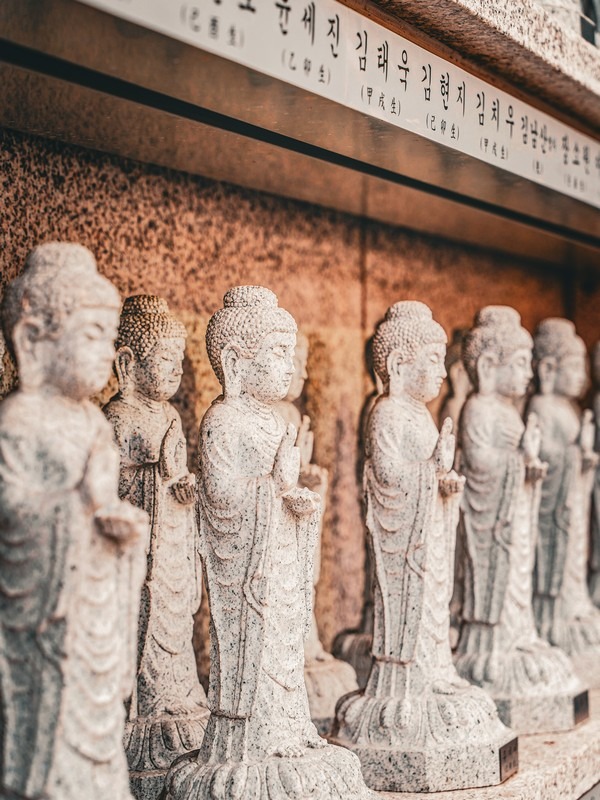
[[446, 328, 472, 399], [114, 295, 187, 402], [463, 306, 533, 399], [533, 318, 587, 398], [372, 300, 447, 404], [206, 285, 297, 403], [1, 242, 120, 400], [285, 331, 309, 403]]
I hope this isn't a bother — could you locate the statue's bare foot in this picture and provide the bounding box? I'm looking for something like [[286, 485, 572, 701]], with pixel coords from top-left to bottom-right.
[[274, 743, 306, 758], [431, 679, 458, 695]]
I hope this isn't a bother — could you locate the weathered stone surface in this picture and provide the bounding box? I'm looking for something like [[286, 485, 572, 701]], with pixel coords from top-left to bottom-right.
[[529, 318, 600, 688], [104, 295, 210, 800], [381, 689, 600, 800], [455, 307, 585, 733], [162, 286, 374, 800], [590, 343, 600, 607], [0, 242, 148, 799], [275, 332, 359, 734], [332, 301, 515, 792]]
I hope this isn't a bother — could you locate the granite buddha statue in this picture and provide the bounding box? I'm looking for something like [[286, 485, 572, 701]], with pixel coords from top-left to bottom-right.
[[0, 243, 148, 800], [274, 331, 358, 733], [331, 301, 515, 793], [161, 286, 374, 800], [455, 307, 585, 732], [104, 295, 210, 799], [529, 318, 600, 686], [589, 341, 600, 606]]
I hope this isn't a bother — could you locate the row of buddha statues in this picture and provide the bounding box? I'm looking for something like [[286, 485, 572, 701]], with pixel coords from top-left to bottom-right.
[[0, 242, 599, 800]]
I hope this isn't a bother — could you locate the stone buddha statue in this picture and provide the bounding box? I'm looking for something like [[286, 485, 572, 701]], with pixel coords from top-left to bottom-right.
[[275, 331, 358, 733], [439, 327, 472, 434], [0, 243, 148, 800], [331, 301, 514, 793], [104, 295, 210, 799], [161, 286, 374, 800], [589, 341, 600, 606], [455, 307, 584, 731], [529, 318, 600, 685]]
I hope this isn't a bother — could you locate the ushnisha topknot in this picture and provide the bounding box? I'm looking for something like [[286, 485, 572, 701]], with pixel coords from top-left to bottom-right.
[[372, 300, 446, 383], [206, 285, 297, 386], [462, 305, 533, 388], [533, 318, 586, 363], [1, 242, 120, 359], [116, 295, 187, 361]]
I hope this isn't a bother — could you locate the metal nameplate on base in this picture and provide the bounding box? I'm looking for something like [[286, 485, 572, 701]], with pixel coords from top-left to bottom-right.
[[574, 690, 590, 725], [499, 737, 518, 782]]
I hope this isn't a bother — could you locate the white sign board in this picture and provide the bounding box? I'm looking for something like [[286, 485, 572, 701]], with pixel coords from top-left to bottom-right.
[[76, 0, 600, 210]]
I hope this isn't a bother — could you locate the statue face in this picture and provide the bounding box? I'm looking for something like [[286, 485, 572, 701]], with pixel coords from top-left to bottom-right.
[[132, 337, 185, 402], [242, 330, 296, 404], [285, 339, 308, 402], [493, 346, 532, 399], [404, 342, 447, 404], [43, 306, 119, 400], [554, 353, 588, 398]]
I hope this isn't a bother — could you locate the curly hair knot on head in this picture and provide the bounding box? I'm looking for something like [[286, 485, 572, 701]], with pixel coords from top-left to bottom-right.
[[206, 286, 297, 387], [462, 305, 532, 389], [372, 300, 446, 383], [115, 295, 187, 361], [533, 318, 585, 364]]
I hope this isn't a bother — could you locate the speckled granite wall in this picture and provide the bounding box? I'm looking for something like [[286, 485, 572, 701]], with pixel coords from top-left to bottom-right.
[[1, 126, 593, 682]]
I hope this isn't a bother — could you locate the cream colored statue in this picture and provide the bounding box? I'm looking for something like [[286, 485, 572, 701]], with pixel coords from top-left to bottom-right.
[[0, 243, 148, 800], [104, 296, 209, 799], [439, 328, 472, 434], [529, 318, 600, 685], [589, 342, 600, 606], [331, 301, 515, 793], [275, 332, 358, 732], [162, 286, 374, 800], [455, 307, 585, 732]]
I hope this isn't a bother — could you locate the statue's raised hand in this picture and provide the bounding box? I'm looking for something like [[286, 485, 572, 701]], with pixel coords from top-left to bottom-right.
[[274, 423, 301, 495], [296, 414, 314, 470], [580, 409, 596, 453], [172, 473, 196, 505], [432, 417, 455, 477], [159, 420, 179, 481], [95, 501, 148, 546], [521, 412, 541, 463]]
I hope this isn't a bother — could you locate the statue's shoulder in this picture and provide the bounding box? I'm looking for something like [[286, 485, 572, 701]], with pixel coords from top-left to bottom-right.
[[0, 391, 49, 439], [527, 394, 555, 419]]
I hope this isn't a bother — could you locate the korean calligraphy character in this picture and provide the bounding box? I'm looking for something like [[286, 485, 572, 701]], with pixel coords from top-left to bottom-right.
[[319, 64, 326, 82], [583, 145, 590, 173], [421, 64, 432, 101], [530, 119, 539, 149], [328, 14, 340, 58], [302, 3, 316, 45], [477, 91, 485, 126], [440, 72, 450, 111], [185, 6, 201, 33], [228, 24, 237, 45], [440, 119, 447, 135], [303, 57, 312, 76], [540, 123, 548, 154], [379, 92, 385, 110], [366, 86, 373, 104], [572, 142, 580, 166], [356, 30, 367, 71], [238, 0, 256, 11], [397, 50, 409, 91], [457, 81, 466, 116], [521, 115, 528, 145], [451, 123, 457, 139], [491, 98, 500, 131], [505, 104, 514, 138], [378, 41, 389, 81], [209, 15, 218, 38], [562, 135, 569, 165], [390, 96, 397, 115], [276, 0, 291, 34]]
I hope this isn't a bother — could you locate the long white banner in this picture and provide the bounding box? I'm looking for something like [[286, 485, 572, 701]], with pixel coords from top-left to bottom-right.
[[76, 0, 600, 210]]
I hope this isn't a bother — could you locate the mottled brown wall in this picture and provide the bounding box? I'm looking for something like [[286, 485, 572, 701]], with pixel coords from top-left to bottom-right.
[[1, 127, 594, 679]]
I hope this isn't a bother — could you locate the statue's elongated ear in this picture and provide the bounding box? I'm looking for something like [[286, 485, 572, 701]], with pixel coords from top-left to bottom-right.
[[115, 346, 135, 394], [476, 350, 498, 395], [386, 349, 403, 379], [221, 342, 243, 399], [537, 355, 557, 395]]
